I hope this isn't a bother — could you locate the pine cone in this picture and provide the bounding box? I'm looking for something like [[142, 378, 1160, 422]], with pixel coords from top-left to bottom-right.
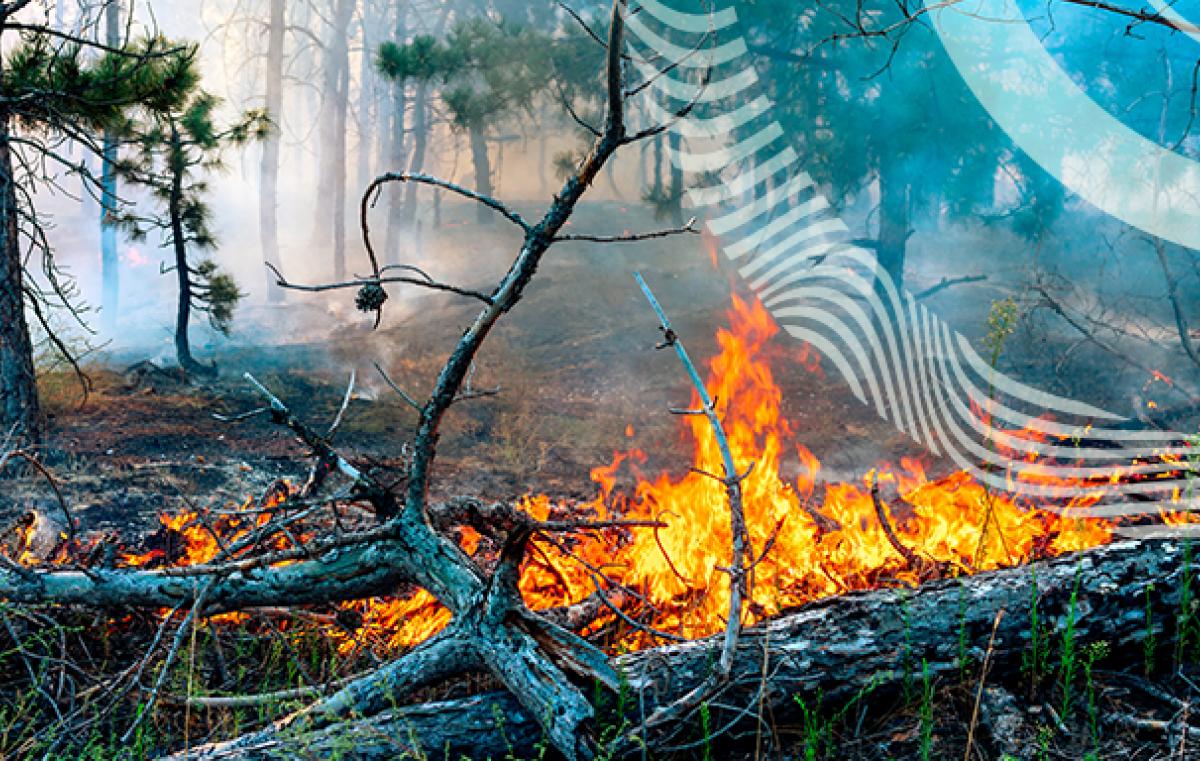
[[355, 283, 388, 313]]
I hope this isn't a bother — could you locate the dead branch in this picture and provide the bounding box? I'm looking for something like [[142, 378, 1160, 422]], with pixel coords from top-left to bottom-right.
[[869, 473, 922, 568], [629, 272, 752, 745], [914, 274, 988, 301], [555, 216, 699, 243], [265, 262, 493, 308]]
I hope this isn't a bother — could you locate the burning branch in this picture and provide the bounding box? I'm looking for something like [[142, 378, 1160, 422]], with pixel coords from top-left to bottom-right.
[[869, 472, 923, 569]]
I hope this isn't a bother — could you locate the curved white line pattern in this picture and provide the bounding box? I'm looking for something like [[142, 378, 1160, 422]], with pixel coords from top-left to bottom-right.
[[629, 0, 1200, 527], [927, 0, 1200, 251]]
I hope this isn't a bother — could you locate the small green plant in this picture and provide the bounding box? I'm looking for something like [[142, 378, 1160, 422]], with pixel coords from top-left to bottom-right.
[[1176, 539, 1199, 667], [918, 659, 935, 761], [899, 590, 914, 701], [975, 297, 1022, 566], [1082, 641, 1109, 759], [1022, 566, 1050, 692], [699, 701, 713, 761], [956, 580, 971, 680], [1036, 725, 1053, 761], [984, 297, 1020, 375], [792, 677, 881, 760], [794, 692, 829, 761], [592, 668, 633, 761], [1058, 563, 1084, 718]]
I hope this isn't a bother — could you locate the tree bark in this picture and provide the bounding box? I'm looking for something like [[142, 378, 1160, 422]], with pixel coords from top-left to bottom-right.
[[99, 0, 121, 327], [468, 122, 494, 225], [176, 539, 1194, 760], [384, 4, 407, 260], [401, 78, 430, 226], [0, 108, 41, 445], [168, 126, 214, 378], [877, 153, 910, 291], [259, 0, 285, 303]]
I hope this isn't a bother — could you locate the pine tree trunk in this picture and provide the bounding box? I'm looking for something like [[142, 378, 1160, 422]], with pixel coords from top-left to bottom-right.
[[652, 132, 663, 197], [354, 8, 375, 210], [401, 78, 430, 225], [169, 128, 212, 378], [0, 109, 42, 445], [667, 129, 683, 225], [877, 154, 910, 291], [469, 123, 494, 225], [332, 15, 350, 282], [314, 0, 353, 280], [99, 0, 121, 327], [259, 0, 285, 303], [401, 2, 449, 228], [384, 5, 408, 260]]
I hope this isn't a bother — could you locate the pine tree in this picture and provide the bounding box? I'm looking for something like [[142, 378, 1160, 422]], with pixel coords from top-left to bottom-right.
[[118, 91, 268, 377], [0, 3, 198, 445], [379, 18, 554, 225]]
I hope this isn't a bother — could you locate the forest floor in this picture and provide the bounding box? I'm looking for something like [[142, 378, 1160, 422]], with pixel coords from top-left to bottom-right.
[[2, 201, 1198, 760]]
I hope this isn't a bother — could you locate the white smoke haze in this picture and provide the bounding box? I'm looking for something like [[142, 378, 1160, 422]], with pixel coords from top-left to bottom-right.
[[14, 0, 1200, 446], [22, 0, 647, 369]]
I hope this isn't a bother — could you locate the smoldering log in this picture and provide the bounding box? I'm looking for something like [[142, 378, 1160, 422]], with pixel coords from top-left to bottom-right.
[[174, 539, 1191, 760]]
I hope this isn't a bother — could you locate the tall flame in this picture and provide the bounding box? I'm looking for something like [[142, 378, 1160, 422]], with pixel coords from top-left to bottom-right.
[[352, 294, 1119, 651], [9, 295, 1169, 655]]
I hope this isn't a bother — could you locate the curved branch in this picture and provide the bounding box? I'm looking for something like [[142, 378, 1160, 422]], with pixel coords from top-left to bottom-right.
[[360, 172, 531, 277], [265, 262, 494, 306]]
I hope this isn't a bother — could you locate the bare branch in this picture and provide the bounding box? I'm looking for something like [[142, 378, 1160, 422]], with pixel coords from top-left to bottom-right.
[[914, 274, 988, 301], [265, 262, 494, 306], [630, 271, 751, 741], [555, 217, 699, 243]]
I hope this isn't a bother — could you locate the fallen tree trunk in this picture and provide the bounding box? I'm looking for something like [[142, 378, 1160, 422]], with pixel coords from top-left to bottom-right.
[[176, 538, 1192, 759]]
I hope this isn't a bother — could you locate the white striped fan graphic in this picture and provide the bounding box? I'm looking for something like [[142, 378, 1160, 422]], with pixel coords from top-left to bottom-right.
[[626, 0, 1199, 532]]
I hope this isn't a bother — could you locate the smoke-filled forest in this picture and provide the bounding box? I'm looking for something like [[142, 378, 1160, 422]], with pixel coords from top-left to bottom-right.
[[4, 0, 1200, 759]]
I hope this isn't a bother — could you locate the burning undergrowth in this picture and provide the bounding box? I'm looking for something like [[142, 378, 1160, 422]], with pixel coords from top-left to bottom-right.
[[8, 295, 1188, 661]]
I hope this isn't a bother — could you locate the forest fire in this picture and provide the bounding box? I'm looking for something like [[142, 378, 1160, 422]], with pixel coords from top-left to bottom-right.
[[340, 295, 1128, 652], [8, 295, 1172, 658], [118, 482, 297, 568], [3, 1, 1199, 756]]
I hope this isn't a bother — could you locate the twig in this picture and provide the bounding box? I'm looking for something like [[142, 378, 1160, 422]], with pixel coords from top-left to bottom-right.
[[589, 573, 689, 643], [161, 675, 360, 709], [914, 274, 987, 301], [965, 609, 1006, 761], [327, 370, 357, 438], [121, 579, 214, 744], [266, 262, 493, 307], [241, 372, 398, 517], [631, 272, 752, 738], [869, 472, 921, 568], [1, 450, 74, 545], [374, 362, 422, 411], [555, 217, 699, 243]]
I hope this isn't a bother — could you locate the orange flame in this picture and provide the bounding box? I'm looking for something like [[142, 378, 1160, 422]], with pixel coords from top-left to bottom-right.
[[353, 294, 1126, 650], [10, 296, 1189, 656]]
